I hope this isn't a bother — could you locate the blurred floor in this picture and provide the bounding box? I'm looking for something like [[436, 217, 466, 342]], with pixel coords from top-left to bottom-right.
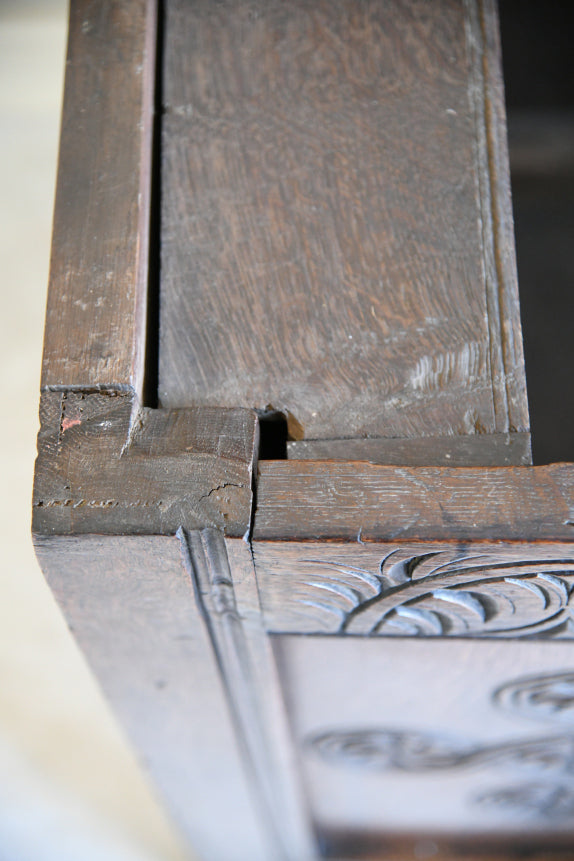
[[0, 2, 189, 858]]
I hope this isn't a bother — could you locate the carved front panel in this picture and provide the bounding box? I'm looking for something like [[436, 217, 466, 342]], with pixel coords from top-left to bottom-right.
[[254, 542, 574, 847], [273, 636, 574, 847]]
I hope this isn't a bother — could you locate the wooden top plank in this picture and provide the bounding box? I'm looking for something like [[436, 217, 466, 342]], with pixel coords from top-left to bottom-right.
[[159, 0, 528, 442], [253, 460, 574, 542], [41, 0, 156, 395]]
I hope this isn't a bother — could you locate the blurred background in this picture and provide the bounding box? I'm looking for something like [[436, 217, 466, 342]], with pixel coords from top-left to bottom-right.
[[0, 1, 188, 858], [0, 1, 572, 860]]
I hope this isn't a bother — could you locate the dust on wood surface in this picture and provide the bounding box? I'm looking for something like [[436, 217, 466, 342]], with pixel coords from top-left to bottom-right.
[[159, 0, 528, 441]]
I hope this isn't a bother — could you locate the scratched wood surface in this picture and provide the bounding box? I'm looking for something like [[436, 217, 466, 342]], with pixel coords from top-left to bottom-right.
[[32, 392, 257, 537], [159, 0, 528, 443], [41, 0, 156, 396], [253, 460, 574, 542]]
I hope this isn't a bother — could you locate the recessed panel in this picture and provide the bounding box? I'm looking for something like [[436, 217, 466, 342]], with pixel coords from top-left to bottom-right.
[[274, 635, 574, 848]]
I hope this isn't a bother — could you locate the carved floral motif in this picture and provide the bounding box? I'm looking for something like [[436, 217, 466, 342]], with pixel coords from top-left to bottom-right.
[[295, 550, 574, 637]]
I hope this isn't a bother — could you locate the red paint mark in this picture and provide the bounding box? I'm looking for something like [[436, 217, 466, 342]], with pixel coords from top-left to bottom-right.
[[62, 417, 81, 432]]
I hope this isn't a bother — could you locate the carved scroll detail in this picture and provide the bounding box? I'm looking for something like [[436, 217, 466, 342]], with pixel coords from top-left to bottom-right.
[[288, 550, 574, 637], [305, 669, 574, 821], [308, 728, 574, 775], [494, 671, 574, 724]]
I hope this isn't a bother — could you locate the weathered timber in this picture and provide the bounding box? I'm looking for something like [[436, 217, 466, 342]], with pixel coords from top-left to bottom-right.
[[254, 460, 574, 541], [41, 0, 156, 395], [33, 392, 257, 537], [32, 0, 572, 858], [159, 0, 528, 443]]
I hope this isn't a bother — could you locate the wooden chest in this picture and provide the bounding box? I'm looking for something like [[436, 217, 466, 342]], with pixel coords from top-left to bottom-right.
[[33, 1, 574, 858]]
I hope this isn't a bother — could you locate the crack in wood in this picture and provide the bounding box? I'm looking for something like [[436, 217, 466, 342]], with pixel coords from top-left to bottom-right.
[[33, 391, 257, 536]]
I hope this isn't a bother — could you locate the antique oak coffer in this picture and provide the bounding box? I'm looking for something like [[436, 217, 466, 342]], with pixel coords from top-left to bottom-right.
[[33, 1, 574, 858]]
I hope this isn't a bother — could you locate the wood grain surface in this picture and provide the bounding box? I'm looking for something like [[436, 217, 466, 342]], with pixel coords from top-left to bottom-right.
[[35, 533, 274, 861], [254, 460, 574, 541], [33, 391, 257, 537], [41, 0, 156, 395], [159, 0, 528, 443]]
